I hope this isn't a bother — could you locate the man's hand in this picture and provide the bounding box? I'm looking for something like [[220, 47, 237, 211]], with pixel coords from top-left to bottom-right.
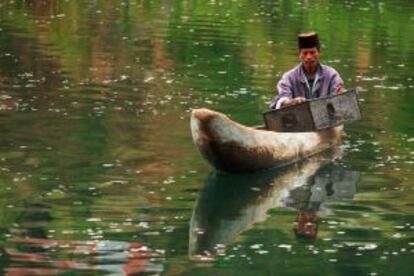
[[335, 84, 345, 94], [281, 97, 306, 107]]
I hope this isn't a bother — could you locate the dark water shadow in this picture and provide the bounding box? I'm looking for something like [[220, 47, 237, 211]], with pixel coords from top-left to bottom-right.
[[189, 148, 360, 260]]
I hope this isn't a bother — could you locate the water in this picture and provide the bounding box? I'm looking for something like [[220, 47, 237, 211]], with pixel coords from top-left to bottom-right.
[[0, 0, 413, 275]]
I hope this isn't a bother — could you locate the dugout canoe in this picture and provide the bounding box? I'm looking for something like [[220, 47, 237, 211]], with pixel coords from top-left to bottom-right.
[[190, 108, 343, 173]]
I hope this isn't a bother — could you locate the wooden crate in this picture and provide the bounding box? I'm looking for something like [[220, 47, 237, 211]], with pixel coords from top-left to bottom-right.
[[263, 90, 361, 132]]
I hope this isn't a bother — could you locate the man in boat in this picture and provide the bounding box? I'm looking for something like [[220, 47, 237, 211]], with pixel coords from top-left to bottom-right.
[[269, 32, 344, 109]]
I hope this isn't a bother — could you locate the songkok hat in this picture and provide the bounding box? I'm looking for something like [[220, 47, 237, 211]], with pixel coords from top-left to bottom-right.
[[298, 32, 320, 50]]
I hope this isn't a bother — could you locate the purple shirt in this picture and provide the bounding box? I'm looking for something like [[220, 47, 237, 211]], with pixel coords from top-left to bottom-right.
[[269, 63, 344, 109]]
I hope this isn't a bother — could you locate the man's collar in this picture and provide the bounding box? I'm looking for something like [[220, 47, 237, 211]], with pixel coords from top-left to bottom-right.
[[298, 63, 323, 83]]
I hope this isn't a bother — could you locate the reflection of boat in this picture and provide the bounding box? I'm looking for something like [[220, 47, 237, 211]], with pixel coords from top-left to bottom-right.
[[190, 108, 342, 173], [286, 164, 359, 211], [189, 149, 359, 259]]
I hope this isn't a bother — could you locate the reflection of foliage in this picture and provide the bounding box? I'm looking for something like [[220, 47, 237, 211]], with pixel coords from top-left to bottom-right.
[[1, 0, 412, 120]]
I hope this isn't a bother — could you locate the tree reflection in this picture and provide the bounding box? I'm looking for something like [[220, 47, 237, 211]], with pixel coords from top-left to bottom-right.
[[1, 237, 163, 275]]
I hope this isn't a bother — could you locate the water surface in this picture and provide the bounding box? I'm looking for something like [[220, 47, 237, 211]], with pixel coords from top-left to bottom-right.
[[0, 0, 413, 275]]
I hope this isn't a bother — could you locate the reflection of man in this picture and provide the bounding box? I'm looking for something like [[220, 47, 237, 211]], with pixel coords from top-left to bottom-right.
[[293, 209, 318, 239], [287, 164, 359, 240], [269, 32, 345, 109], [285, 186, 320, 240]]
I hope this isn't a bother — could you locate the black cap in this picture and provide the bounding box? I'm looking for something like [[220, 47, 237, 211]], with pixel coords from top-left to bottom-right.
[[298, 32, 320, 50]]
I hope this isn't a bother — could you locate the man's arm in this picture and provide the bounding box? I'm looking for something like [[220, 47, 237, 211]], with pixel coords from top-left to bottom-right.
[[330, 70, 345, 94], [269, 73, 294, 109], [270, 74, 307, 108]]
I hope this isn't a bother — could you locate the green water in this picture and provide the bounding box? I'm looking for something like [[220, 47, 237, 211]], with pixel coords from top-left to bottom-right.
[[0, 0, 413, 275]]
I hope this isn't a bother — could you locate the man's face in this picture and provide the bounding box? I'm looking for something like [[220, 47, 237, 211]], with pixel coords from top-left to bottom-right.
[[299, 47, 320, 70]]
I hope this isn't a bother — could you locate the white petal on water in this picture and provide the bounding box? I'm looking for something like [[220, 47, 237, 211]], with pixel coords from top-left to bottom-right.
[[278, 244, 292, 251], [144, 76, 154, 83], [132, 245, 150, 252], [250, 244, 263, 249], [86, 217, 102, 222], [392, 233, 404, 238], [357, 243, 378, 251], [214, 244, 226, 249], [328, 259, 337, 262]]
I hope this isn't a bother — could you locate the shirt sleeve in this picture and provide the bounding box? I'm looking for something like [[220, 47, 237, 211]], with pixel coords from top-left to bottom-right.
[[269, 73, 293, 109], [329, 69, 344, 94]]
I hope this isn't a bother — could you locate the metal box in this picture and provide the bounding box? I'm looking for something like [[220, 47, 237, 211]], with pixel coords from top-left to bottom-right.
[[263, 90, 361, 132]]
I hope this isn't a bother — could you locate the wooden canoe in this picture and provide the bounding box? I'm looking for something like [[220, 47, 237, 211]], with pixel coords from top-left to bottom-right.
[[190, 108, 343, 173]]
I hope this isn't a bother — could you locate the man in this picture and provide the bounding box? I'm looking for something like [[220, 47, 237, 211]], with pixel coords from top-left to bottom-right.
[[269, 32, 344, 109]]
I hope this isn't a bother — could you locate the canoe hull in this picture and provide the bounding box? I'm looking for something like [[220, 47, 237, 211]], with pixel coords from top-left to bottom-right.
[[191, 108, 342, 173]]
